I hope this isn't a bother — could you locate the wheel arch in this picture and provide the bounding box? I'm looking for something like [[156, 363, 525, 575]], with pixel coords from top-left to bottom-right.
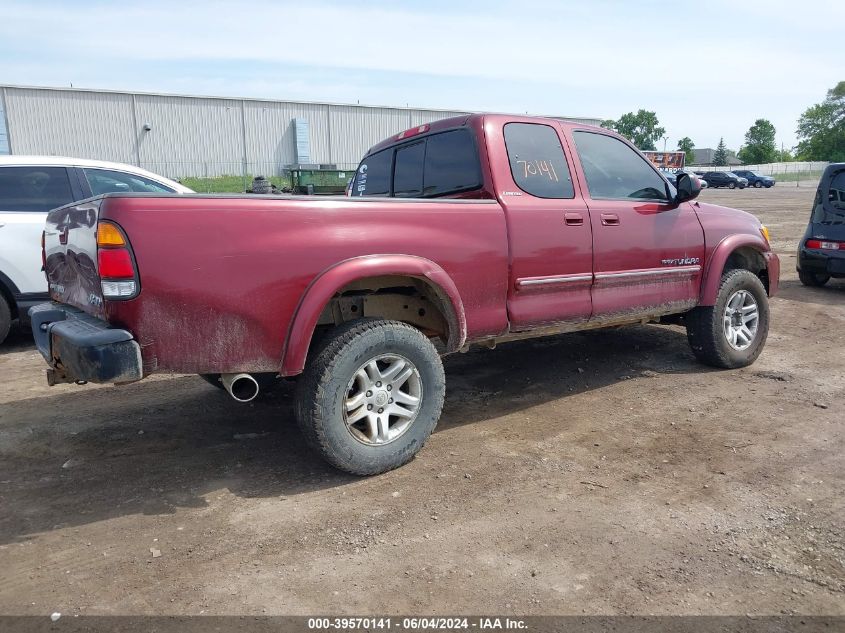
[[281, 255, 466, 376], [0, 270, 20, 319], [700, 235, 772, 306]]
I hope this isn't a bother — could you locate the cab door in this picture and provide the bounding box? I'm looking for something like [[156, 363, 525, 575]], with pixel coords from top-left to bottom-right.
[[565, 130, 704, 320], [488, 120, 593, 330]]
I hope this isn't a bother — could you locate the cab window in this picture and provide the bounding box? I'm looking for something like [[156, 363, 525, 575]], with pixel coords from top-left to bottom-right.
[[393, 142, 425, 197], [504, 123, 574, 198], [573, 131, 670, 201], [352, 129, 481, 198], [352, 148, 392, 197]]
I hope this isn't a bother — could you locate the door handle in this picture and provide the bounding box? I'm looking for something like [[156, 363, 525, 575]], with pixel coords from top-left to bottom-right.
[[601, 213, 620, 226], [564, 213, 583, 226]]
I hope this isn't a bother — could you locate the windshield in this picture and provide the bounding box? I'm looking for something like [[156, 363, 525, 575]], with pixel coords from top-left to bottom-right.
[[811, 169, 845, 224]]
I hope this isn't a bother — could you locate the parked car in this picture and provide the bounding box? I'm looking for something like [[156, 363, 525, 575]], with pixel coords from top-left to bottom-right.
[[700, 171, 748, 189], [0, 157, 192, 344], [797, 162, 845, 286], [733, 170, 775, 188], [30, 115, 779, 475], [666, 172, 707, 188]]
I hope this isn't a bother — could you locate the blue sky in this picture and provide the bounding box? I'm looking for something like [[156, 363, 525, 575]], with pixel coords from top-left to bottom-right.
[[1, 0, 842, 152]]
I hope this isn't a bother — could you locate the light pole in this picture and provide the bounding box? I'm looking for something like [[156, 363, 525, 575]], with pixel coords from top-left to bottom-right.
[[662, 135, 669, 152]]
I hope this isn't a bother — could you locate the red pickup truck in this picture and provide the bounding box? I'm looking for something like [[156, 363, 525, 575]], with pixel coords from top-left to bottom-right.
[[32, 114, 779, 475]]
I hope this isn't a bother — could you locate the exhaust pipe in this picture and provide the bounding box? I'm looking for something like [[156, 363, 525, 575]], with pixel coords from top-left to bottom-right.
[[221, 373, 260, 403]]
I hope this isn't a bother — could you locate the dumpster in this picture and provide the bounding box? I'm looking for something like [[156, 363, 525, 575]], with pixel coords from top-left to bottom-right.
[[289, 168, 351, 195]]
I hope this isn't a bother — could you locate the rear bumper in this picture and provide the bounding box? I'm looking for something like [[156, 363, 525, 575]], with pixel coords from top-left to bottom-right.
[[28, 302, 143, 385], [798, 249, 845, 277]]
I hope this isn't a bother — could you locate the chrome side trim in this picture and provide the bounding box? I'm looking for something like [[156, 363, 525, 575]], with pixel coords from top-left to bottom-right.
[[594, 265, 701, 281], [516, 273, 593, 288]]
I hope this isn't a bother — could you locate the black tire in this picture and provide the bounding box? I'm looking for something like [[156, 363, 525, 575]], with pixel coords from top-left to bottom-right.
[[0, 294, 11, 345], [686, 269, 769, 369], [728, 182, 736, 189], [295, 319, 445, 476], [754, 181, 762, 188], [798, 269, 830, 287]]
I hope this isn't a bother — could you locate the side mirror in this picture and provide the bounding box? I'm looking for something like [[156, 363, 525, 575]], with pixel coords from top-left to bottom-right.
[[674, 172, 702, 204]]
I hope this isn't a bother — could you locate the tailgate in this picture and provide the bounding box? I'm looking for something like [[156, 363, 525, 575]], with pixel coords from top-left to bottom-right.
[[44, 199, 105, 319]]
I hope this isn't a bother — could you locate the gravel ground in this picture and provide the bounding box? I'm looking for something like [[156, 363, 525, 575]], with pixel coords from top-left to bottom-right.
[[0, 186, 842, 616]]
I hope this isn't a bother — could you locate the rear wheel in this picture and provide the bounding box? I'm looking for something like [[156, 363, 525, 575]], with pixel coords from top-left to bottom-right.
[[798, 269, 830, 287], [754, 181, 762, 188], [0, 295, 11, 345], [295, 319, 445, 475], [728, 182, 736, 189], [686, 269, 769, 369]]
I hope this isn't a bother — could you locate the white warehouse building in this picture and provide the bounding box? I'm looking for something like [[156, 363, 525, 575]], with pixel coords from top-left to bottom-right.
[[0, 84, 601, 180]]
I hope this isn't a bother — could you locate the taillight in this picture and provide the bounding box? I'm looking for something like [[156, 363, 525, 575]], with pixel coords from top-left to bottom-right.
[[805, 239, 843, 250], [396, 124, 429, 141], [97, 249, 135, 278], [41, 231, 46, 269], [96, 221, 138, 299]]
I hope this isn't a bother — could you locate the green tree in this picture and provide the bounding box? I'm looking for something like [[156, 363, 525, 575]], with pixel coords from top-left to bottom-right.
[[603, 109, 666, 150], [737, 119, 777, 164], [796, 81, 845, 161], [776, 148, 794, 162], [677, 137, 695, 165], [713, 138, 729, 166]]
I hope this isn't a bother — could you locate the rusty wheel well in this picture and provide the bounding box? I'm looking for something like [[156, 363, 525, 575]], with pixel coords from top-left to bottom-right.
[[314, 275, 458, 352], [724, 246, 769, 293]]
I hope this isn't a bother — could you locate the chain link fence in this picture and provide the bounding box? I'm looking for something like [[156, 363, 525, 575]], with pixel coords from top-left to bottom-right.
[[690, 161, 828, 187]]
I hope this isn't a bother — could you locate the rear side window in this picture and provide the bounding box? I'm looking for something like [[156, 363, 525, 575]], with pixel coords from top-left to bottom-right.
[[352, 129, 481, 198], [84, 168, 174, 195], [352, 148, 392, 197], [573, 131, 670, 201], [0, 166, 75, 212], [504, 123, 574, 199], [423, 130, 481, 196]]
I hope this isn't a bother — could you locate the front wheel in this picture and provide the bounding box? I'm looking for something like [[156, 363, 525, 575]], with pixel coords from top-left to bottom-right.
[[798, 269, 830, 287], [686, 269, 769, 369], [295, 319, 445, 475]]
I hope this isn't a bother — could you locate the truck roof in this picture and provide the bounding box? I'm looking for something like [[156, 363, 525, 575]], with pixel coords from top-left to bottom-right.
[[365, 113, 607, 157]]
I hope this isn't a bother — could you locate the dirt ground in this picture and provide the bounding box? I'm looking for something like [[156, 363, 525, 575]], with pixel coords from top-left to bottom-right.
[[0, 185, 842, 616]]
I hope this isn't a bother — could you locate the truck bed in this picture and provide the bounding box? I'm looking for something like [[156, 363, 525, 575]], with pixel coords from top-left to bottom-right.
[[44, 193, 510, 376]]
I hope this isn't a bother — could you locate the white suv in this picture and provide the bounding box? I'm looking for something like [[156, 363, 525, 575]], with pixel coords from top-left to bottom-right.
[[0, 157, 192, 343]]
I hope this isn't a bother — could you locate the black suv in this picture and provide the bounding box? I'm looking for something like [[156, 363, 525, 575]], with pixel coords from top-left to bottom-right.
[[733, 170, 775, 188], [700, 171, 747, 189], [797, 163, 845, 286]]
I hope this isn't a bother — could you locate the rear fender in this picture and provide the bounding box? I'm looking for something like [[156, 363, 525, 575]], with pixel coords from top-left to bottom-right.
[[281, 255, 466, 376], [700, 234, 774, 305]]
